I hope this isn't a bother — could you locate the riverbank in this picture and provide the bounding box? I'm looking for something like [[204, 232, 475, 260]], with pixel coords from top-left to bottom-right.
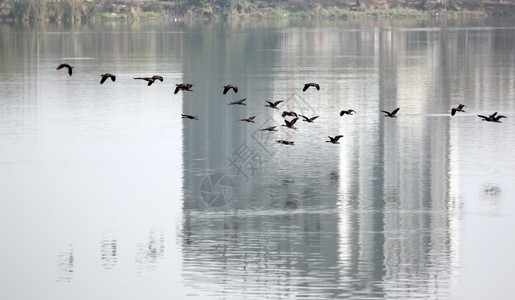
[[0, 0, 513, 23]]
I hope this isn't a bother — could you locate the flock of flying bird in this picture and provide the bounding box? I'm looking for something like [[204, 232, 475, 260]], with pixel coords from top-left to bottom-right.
[[57, 63, 507, 146]]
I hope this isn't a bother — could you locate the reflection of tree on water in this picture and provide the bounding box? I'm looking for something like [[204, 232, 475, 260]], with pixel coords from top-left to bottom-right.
[[135, 230, 165, 272], [100, 238, 117, 270], [56, 244, 74, 283]]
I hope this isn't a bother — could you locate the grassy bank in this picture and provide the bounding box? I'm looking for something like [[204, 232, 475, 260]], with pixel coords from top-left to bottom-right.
[[0, 0, 511, 23]]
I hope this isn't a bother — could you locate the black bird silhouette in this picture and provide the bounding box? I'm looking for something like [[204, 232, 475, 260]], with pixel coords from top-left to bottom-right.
[[382, 108, 400, 118], [181, 114, 199, 120], [174, 83, 193, 94], [134, 75, 164, 86], [282, 111, 298, 118], [340, 109, 356, 116], [260, 126, 277, 132], [265, 100, 284, 109], [478, 112, 507, 123], [326, 135, 344, 144], [282, 117, 298, 130], [303, 83, 320, 92], [478, 114, 493, 122], [56, 63, 73, 76], [228, 98, 247, 105], [239, 116, 256, 123], [223, 85, 238, 95], [477, 115, 494, 122], [100, 73, 116, 84], [478, 112, 499, 122], [276, 140, 294, 145], [451, 104, 466, 116], [299, 115, 319, 123]]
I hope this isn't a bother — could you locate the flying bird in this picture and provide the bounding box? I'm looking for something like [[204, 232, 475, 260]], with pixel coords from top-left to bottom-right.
[[340, 109, 356, 116], [478, 112, 507, 123], [228, 98, 247, 105], [276, 140, 294, 145], [174, 83, 193, 94], [260, 126, 277, 132], [303, 83, 320, 92], [56, 63, 73, 76], [265, 100, 284, 109], [100, 73, 116, 84], [181, 114, 199, 120], [478, 114, 493, 122], [239, 116, 256, 123], [451, 104, 466, 116], [223, 85, 238, 95], [382, 108, 400, 118], [134, 75, 164, 86], [326, 135, 344, 144], [477, 112, 498, 122], [282, 117, 298, 130], [299, 115, 319, 123], [282, 111, 298, 118]]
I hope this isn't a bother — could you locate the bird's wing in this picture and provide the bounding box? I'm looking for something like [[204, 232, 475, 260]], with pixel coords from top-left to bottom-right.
[[310, 116, 319, 121], [100, 75, 107, 84], [315, 84, 320, 90], [290, 118, 298, 125], [274, 101, 284, 106], [451, 108, 457, 116], [302, 84, 309, 92], [392, 108, 400, 115], [174, 86, 180, 93], [223, 86, 230, 95]]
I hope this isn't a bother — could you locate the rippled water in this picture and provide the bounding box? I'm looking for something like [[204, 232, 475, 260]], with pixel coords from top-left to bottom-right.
[[0, 19, 514, 299]]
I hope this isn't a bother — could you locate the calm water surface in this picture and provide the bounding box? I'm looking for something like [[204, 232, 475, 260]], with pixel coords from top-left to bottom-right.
[[0, 18, 514, 299]]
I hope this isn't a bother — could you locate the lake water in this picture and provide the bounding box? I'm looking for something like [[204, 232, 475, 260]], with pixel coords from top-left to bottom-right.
[[0, 18, 514, 299]]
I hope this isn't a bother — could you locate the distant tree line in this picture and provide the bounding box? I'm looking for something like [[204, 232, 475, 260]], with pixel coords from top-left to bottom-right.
[[0, 0, 512, 22]]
